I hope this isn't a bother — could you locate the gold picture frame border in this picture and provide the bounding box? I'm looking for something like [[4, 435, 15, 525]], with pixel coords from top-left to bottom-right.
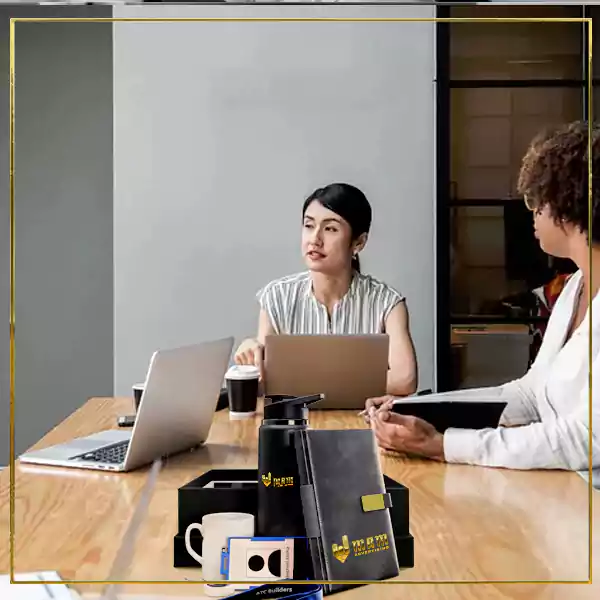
[[7, 14, 594, 588]]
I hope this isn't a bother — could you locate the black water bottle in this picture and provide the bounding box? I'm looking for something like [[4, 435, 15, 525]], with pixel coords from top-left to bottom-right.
[[257, 394, 323, 537]]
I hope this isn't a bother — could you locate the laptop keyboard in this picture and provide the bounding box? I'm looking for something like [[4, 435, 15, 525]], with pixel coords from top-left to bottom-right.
[[72, 441, 130, 464]]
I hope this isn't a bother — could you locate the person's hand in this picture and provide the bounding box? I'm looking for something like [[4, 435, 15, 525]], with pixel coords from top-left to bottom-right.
[[233, 338, 264, 379], [360, 395, 395, 424], [371, 412, 445, 461]]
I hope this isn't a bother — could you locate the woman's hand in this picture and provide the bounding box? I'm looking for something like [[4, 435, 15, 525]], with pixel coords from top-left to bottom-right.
[[234, 338, 265, 378], [371, 412, 445, 461]]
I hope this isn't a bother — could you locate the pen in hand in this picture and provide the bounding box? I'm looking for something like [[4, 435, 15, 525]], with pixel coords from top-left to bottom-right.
[[358, 397, 395, 418], [359, 406, 385, 430]]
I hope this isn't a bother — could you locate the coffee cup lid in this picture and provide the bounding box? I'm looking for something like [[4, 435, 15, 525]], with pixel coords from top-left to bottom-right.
[[225, 365, 260, 381]]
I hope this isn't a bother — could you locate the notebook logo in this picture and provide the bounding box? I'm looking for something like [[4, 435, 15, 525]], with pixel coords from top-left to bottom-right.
[[261, 472, 294, 488], [352, 533, 390, 557], [333, 533, 390, 563], [332, 535, 350, 563]]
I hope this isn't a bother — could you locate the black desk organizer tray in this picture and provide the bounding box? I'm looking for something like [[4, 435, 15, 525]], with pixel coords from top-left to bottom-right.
[[174, 469, 414, 572]]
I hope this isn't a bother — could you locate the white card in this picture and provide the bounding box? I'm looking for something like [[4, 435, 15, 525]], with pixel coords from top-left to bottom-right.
[[223, 537, 294, 582]]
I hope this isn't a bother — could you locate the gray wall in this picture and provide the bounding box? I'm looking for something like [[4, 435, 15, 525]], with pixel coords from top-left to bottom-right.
[[0, 4, 114, 464], [113, 3, 437, 394], [0, 2, 439, 465]]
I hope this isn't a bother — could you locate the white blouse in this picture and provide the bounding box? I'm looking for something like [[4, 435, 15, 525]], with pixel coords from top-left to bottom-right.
[[438, 270, 599, 471]]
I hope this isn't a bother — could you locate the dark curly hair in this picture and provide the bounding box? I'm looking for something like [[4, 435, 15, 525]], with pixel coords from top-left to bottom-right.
[[517, 120, 600, 245]]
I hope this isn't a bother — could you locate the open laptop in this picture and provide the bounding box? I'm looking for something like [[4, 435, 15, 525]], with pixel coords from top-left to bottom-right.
[[19, 336, 234, 472], [263, 334, 389, 409]]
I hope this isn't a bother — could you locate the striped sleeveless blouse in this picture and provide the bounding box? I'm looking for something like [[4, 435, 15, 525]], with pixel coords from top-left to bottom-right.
[[256, 271, 404, 335]]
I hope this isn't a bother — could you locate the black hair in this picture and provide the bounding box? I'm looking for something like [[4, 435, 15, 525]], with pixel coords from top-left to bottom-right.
[[302, 183, 372, 272]]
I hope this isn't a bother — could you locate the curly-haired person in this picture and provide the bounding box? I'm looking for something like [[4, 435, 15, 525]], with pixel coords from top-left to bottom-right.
[[363, 120, 600, 475]]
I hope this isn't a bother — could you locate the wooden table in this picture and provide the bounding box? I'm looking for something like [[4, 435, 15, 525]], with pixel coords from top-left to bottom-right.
[[0, 397, 598, 599]]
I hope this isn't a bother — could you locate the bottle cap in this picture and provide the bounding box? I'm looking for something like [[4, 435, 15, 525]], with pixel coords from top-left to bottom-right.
[[262, 394, 324, 421]]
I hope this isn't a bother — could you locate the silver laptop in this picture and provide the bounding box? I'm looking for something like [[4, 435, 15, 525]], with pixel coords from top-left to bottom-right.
[[19, 337, 234, 472]]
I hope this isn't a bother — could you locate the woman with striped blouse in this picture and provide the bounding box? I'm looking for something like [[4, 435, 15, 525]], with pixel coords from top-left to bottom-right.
[[234, 182, 418, 397]]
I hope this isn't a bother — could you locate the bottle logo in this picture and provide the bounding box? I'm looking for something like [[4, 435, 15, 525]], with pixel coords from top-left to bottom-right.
[[261, 472, 294, 488]]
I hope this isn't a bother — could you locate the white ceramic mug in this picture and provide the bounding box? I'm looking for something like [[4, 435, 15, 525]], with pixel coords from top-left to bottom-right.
[[185, 512, 255, 580]]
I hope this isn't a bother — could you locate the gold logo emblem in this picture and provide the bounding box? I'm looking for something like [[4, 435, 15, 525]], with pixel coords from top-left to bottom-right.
[[332, 533, 390, 563], [261, 473, 294, 488], [332, 535, 350, 563]]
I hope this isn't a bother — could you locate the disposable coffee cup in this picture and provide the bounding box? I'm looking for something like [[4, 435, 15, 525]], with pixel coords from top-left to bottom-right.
[[225, 365, 260, 420], [132, 383, 145, 412]]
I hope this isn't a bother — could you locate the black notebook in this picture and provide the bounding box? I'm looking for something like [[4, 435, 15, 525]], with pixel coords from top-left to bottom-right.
[[391, 398, 507, 433], [294, 429, 400, 595]]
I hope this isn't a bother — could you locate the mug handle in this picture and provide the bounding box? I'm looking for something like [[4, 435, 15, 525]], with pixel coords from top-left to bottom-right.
[[185, 523, 204, 565]]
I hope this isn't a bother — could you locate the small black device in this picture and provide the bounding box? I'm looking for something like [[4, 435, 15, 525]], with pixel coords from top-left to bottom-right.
[[217, 386, 229, 411], [117, 415, 136, 427], [257, 394, 323, 537]]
